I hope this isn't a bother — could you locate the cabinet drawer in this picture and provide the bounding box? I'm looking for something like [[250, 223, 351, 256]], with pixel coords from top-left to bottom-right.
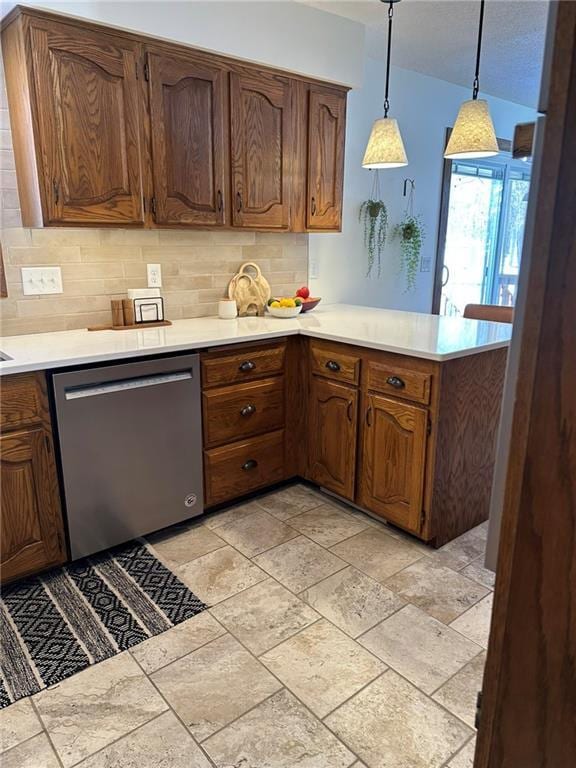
[[366, 361, 431, 405], [203, 378, 285, 448], [0, 374, 46, 431], [201, 343, 286, 388], [204, 430, 285, 506], [310, 341, 360, 385]]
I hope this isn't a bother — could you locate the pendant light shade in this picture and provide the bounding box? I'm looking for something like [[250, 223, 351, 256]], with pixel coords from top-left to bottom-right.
[[362, 117, 408, 168], [445, 0, 498, 160], [362, 0, 408, 169], [444, 99, 498, 159]]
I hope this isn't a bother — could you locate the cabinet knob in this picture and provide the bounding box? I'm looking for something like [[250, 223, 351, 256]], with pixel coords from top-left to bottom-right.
[[242, 459, 258, 471], [236, 191, 243, 212], [347, 400, 353, 422], [311, 196, 316, 216], [217, 189, 223, 212], [366, 406, 373, 427], [240, 403, 256, 417], [386, 375, 405, 389], [325, 360, 341, 372], [53, 179, 59, 205], [239, 360, 256, 372]]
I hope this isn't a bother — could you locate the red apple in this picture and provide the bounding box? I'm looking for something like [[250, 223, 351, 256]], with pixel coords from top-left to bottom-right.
[[296, 286, 310, 299]]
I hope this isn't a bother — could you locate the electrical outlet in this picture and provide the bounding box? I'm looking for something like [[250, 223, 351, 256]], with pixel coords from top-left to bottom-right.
[[21, 267, 63, 295], [420, 257, 432, 273], [147, 263, 162, 288], [309, 257, 319, 280]]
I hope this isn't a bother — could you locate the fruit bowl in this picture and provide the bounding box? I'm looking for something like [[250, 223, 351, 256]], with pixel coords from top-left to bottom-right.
[[300, 297, 322, 312], [267, 304, 303, 319]]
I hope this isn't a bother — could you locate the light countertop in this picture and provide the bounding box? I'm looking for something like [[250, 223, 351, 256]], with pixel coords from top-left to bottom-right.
[[0, 304, 512, 375]]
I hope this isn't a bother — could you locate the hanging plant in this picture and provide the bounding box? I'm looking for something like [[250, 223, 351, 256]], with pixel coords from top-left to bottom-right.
[[359, 171, 388, 277], [393, 180, 424, 291]]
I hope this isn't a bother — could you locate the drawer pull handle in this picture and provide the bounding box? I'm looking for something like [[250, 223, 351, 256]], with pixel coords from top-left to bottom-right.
[[239, 360, 256, 372], [347, 400, 353, 422], [366, 406, 373, 427], [236, 191, 243, 212], [240, 404, 256, 417], [386, 375, 405, 389], [325, 360, 341, 372], [242, 459, 258, 471]]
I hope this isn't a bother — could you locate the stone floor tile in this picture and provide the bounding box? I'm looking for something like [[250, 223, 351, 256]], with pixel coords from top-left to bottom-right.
[[210, 578, 319, 655], [301, 566, 405, 638], [433, 652, 487, 727], [385, 558, 490, 623], [0, 697, 42, 753], [261, 619, 385, 717], [256, 484, 325, 520], [33, 652, 167, 768], [434, 525, 488, 570], [450, 594, 494, 648], [331, 528, 425, 582], [461, 557, 496, 590], [131, 611, 225, 674], [76, 711, 211, 767], [288, 502, 370, 547], [177, 545, 267, 605], [147, 524, 225, 566], [447, 737, 477, 767], [202, 500, 263, 529], [1, 733, 60, 768], [151, 633, 281, 742], [325, 670, 472, 768], [253, 536, 347, 593], [203, 689, 355, 768], [215, 510, 298, 557], [358, 604, 482, 694]]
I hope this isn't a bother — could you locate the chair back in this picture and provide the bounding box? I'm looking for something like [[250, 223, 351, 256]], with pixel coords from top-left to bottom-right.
[[463, 304, 514, 323]]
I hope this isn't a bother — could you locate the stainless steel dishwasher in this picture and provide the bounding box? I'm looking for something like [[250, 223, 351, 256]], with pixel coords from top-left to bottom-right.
[[53, 354, 203, 560]]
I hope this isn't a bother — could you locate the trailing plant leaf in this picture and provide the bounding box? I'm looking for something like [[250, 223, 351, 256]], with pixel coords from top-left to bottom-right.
[[393, 214, 424, 292], [359, 199, 388, 277]]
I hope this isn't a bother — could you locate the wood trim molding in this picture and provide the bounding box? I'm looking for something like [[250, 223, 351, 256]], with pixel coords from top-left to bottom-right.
[[475, 2, 576, 766]]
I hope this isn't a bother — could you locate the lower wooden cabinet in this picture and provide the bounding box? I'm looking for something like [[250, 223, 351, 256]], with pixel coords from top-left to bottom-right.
[[308, 376, 357, 500], [204, 430, 285, 506], [0, 375, 66, 583], [358, 393, 428, 535]]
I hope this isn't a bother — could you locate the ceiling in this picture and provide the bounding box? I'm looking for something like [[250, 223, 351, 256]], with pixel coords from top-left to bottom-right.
[[302, 0, 548, 107]]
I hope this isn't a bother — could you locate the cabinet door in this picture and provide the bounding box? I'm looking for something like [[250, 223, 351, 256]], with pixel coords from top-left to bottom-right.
[[0, 428, 66, 583], [309, 376, 357, 500], [230, 70, 292, 229], [147, 49, 228, 226], [360, 394, 428, 533], [307, 86, 346, 231], [29, 19, 144, 224]]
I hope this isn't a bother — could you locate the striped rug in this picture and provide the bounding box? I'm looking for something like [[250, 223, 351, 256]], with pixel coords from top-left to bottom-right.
[[0, 540, 207, 708]]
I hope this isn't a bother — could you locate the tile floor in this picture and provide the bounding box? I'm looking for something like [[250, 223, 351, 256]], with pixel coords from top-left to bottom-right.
[[0, 483, 496, 768]]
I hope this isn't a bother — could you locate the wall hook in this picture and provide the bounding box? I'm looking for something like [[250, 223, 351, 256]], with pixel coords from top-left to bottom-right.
[[403, 178, 415, 197]]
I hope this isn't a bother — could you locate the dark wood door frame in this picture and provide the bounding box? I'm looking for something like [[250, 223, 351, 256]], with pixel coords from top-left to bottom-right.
[[432, 131, 511, 315], [475, 2, 576, 766]]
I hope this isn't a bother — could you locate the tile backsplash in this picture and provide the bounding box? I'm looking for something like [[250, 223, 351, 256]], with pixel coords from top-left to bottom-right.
[[0, 64, 308, 337]]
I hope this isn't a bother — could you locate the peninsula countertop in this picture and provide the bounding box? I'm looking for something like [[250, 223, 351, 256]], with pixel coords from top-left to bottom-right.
[[0, 304, 512, 375]]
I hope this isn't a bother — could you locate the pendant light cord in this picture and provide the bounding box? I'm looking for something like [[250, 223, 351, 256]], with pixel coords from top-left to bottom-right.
[[383, 0, 394, 117], [473, 0, 486, 99]]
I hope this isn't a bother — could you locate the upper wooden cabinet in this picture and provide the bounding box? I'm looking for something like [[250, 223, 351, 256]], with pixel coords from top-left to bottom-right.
[[1, 6, 348, 231], [146, 48, 228, 226], [230, 71, 292, 229], [28, 18, 145, 225], [306, 86, 346, 231]]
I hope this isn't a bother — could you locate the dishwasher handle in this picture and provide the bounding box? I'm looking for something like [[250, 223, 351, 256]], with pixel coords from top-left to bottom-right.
[[64, 371, 193, 400]]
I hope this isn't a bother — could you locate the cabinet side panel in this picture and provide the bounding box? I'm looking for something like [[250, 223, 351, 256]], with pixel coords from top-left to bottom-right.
[[1, 15, 44, 226], [432, 348, 507, 546]]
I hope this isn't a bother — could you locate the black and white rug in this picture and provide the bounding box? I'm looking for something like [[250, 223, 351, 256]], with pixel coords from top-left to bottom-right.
[[0, 540, 207, 708]]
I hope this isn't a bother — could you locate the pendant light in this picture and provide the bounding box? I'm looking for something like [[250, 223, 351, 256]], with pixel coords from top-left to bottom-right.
[[445, 0, 498, 159], [362, 0, 408, 169]]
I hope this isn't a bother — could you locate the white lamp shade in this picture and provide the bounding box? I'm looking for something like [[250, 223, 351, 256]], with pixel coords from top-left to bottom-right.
[[362, 117, 408, 169], [445, 99, 499, 159]]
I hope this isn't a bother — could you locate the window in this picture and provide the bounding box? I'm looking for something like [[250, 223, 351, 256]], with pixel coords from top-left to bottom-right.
[[435, 155, 531, 317]]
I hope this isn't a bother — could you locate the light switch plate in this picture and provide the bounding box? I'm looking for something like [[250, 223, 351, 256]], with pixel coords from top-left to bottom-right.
[[21, 267, 63, 295], [147, 263, 162, 288]]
